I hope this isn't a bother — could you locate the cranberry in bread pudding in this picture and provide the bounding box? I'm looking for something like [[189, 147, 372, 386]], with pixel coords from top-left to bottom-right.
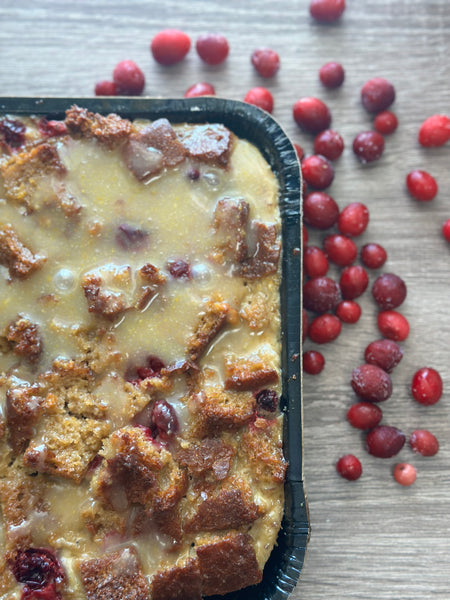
[[0, 107, 286, 599]]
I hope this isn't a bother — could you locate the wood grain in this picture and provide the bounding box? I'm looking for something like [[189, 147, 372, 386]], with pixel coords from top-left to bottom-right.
[[1, 1, 450, 599]]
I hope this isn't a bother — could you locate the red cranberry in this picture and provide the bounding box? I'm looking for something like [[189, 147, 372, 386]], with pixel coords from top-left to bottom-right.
[[366, 425, 405, 458], [337, 202, 369, 237], [406, 169, 438, 202], [364, 339, 403, 373], [0, 118, 26, 148], [371, 273, 407, 310], [336, 300, 361, 324], [339, 265, 369, 299], [151, 29, 191, 65], [113, 60, 145, 95], [360, 242, 387, 269], [302, 224, 309, 246], [411, 367, 443, 406], [251, 48, 280, 78], [244, 87, 274, 113], [187, 167, 201, 180], [151, 399, 179, 440], [184, 82, 215, 97], [308, 313, 342, 344], [303, 245, 329, 278], [442, 219, 450, 242], [351, 364, 393, 403], [303, 350, 325, 375], [303, 191, 339, 229], [360, 77, 396, 114], [167, 259, 191, 279], [409, 429, 439, 456], [195, 33, 229, 65], [11, 548, 65, 591], [116, 224, 149, 251], [38, 118, 67, 137], [310, 0, 346, 22], [336, 454, 362, 481], [134, 355, 166, 381], [255, 389, 279, 414], [303, 276, 341, 313], [94, 80, 117, 96], [377, 310, 410, 341], [301, 155, 334, 189], [313, 129, 344, 160], [302, 308, 309, 343], [294, 143, 305, 161], [293, 97, 331, 134], [323, 234, 357, 267], [393, 463, 416, 486], [347, 401, 382, 430], [353, 130, 385, 163], [319, 61, 345, 88], [418, 114, 450, 147], [374, 110, 398, 135]]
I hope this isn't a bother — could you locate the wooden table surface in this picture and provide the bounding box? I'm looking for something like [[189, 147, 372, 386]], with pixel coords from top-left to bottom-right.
[[1, 1, 450, 599]]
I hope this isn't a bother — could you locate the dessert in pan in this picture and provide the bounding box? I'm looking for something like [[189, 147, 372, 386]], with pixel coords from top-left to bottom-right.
[[0, 101, 303, 599]]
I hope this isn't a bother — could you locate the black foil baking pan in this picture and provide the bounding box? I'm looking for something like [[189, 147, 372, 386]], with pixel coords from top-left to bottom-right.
[[0, 96, 309, 599]]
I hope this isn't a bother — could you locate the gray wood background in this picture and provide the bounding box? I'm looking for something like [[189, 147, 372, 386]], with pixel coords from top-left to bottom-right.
[[1, 1, 449, 598]]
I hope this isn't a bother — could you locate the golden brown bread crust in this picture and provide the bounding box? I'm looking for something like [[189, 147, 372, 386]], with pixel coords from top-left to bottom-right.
[[5, 315, 43, 363], [65, 105, 132, 148], [151, 558, 202, 600], [0, 224, 45, 279], [177, 124, 233, 167]]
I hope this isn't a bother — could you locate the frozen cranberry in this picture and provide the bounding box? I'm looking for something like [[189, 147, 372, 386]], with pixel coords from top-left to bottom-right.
[[360, 242, 387, 269], [310, 0, 346, 22], [134, 355, 166, 381], [366, 425, 405, 458], [244, 87, 274, 113], [374, 110, 398, 135], [184, 82, 215, 97], [303, 350, 325, 375], [151, 29, 191, 65], [353, 130, 385, 163], [337, 202, 369, 237], [302, 224, 309, 247], [303, 276, 341, 313], [11, 548, 65, 592], [347, 401, 382, 430], [167, 259, 191, 279], [351, 364, 393, 403], [339, 265, 369, 300], [323, 234, 357, 267], [409, 429, 439, 456], [0, 118, 26, 148], [361, 77, 395, 114], [293, 97, 331, 134], [336, 300, 361, 324], [418, 114, 450, 147], [377, 310, 409, 341], [406, 169, 438, 202], [294, 143, 305, 161], [195, 33, 229, 65], [393, 463, 417, 486], [442, 219, 450, 242], [336, 454, 362, 481], [303, 246, 329, 278], [116, 223, 149, 251], [113, 60, 145, 95], [313, 129, 344, 161], [302, 308, 309, 343], [303, 191, 339, 229], [251, 48, 280, 78], [411, 367, 443, 406], [94, 80, 117, 96], [255, 389, 279, 414], [151, 399, 179, 440], [301, 155, 334, 189], [364, 339, 403, 373], [308, 313, 342, 344], [319, 61, 345, 88], [37, 118, 67, 137], [372, 273, 407, 310]]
